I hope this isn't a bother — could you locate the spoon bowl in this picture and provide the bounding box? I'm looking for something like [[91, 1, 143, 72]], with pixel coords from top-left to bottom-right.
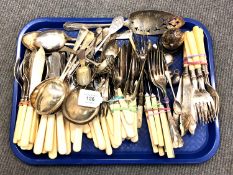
[[62, 88, 100, 124], [22, 31, 41, 51], [30, 77, 68, 115]]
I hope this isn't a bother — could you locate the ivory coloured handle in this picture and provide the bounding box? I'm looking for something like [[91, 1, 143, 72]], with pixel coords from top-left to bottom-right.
[[159, 108, 175, 158], [13, 104, 27, 143], [33, 115, 47, 155], [56, 112, 67, 155], [48, 118, 57, 159], [44, 114, 55, 152], [20, 105, 34, 147]]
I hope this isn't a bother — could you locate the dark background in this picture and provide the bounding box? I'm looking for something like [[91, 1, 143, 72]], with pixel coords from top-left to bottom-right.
[[0, 0, 232, 174]]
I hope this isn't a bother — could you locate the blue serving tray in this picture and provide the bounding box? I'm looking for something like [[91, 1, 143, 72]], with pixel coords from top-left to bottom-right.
[[10, 17, 220, 165]]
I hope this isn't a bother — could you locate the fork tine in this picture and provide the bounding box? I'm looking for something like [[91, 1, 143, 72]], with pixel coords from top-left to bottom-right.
[[203, 103, 209, 123], [159, 47, 162, 75], [156, 47, 160, 75], [195, 103, 202, 123], [209, 101, 216, 120], [160, 48, 165, 75]]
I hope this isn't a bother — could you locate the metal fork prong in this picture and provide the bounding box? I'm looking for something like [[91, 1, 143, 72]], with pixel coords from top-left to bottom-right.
[[155, 47, 159, 75], [157, 47, 162, 75], [199, 103, 207, 123], [14, 59, 23, 91], [160, 48, 165, 75], [209, 102, 215, 122], [152, 48, 156, 72], [203, 103, 209, 123], [198, 103, 205, 123], [209, 101, 216, 120], [195, 103, 203, 123]]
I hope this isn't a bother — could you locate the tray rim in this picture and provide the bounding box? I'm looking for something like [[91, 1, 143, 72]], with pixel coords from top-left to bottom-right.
[[10, 17, 220, 165]]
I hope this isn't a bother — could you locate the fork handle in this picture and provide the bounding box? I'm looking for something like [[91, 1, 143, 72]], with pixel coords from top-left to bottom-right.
[[159, 105, 174, 158], [193, 27, 210, 80], [184, 32, 195, 71], [186, 31, 201, 69], [13, 102, 27, 143], [193, 27, 207, 63], [20, 105, 34, 147]]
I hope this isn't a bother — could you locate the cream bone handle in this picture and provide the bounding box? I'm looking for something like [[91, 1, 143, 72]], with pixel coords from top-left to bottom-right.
[[117, 88, 134, 125], [151, 95, 164, 147], [105, 107, 118, 148], [20, 105, 34, 147], [120, 111, 135, 138], [70, 122, 75, 143], [29, 110, 39, 144], [193, 26, 210, 80], [33, 115, 48, 155], [48, 118, 57, 159], [89, 122, 98, 148], [83, 124, 91, 134], [44, 114, 55, 152], [110, 102, 122, 148], [144, 94, 159, 146], [93, 116, 106, 150], [158, 146, 165, 157], [184, 33, 194, 70], [130, 111, 138, 143], [130, 99, 138, 143], [159, 104, 175, 158], [13, 103, 27, 143], [100, 116, 113, 155], [86, 132, 92, 139], [56, 112, 67, 155], [186, 31, 201, 69], [64, 119, 71, 155], [193, 26, 207, 63], [147, 119, 158, 153], [120, 112, 127, 140], [137, 105, 143, 128], [73, 124, 83, 152]]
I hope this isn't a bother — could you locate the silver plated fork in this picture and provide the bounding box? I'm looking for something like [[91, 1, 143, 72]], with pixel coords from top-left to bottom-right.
[[148, 46, 183, 148]]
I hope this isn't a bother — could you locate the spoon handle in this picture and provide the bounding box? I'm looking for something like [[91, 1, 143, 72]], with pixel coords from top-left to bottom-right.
[[95, 33, 111, 53], [64, 22, 111, 30]]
